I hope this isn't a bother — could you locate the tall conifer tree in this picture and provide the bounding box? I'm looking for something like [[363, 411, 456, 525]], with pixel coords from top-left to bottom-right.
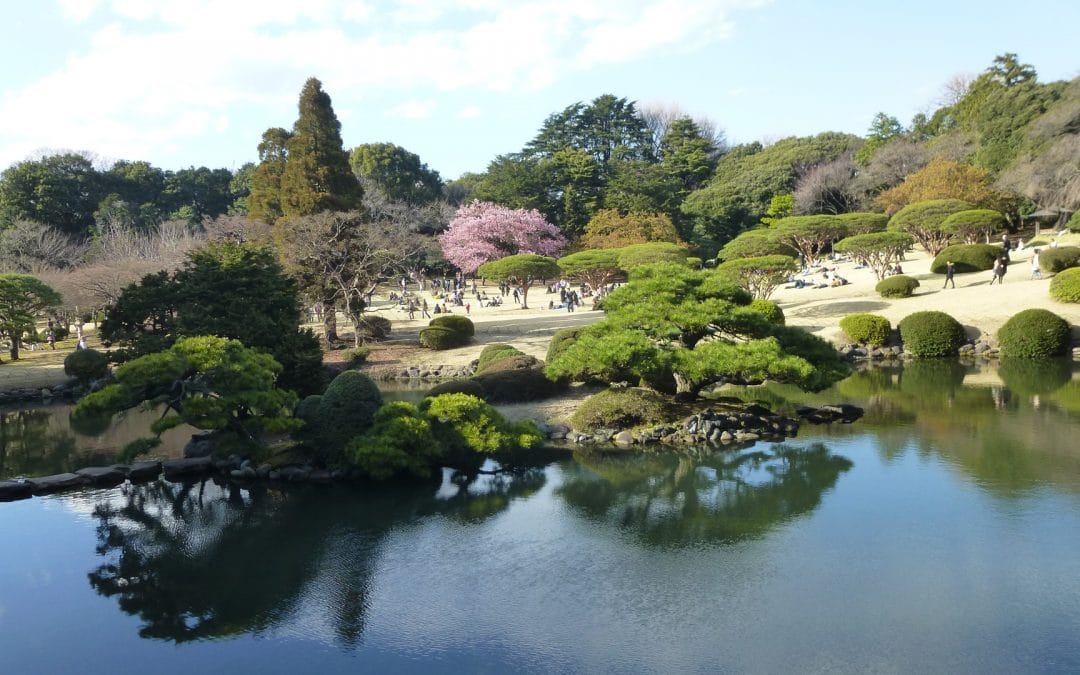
[[279, 78, 363, 218], [247, 127, 292, 224]]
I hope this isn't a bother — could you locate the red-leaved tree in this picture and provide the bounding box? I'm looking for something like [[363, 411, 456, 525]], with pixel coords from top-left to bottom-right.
[[438, 201, 567, 274]]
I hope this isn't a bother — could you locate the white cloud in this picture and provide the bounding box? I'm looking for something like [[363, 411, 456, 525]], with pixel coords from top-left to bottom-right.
[[393, 99, 436, 119], [2, 0, 769, 168], [457, 105, 482, 118]]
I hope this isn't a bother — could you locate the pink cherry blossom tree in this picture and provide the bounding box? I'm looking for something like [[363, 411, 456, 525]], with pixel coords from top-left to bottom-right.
[[438, 201, 567, 274]]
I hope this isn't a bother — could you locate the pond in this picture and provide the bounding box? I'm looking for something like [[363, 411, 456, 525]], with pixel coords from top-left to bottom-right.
[[3, 361, 1080, 673]]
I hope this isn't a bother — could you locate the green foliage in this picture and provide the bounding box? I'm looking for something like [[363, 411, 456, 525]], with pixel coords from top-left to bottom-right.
[[419, 326, 468, 350], [471, 365, 564, 403], [0, 153, 105, 235], [475, 351, 533, 375], [898, 311, 967, 357], [349, 142, 442, 204], [72, 336, 300, 457], [930, 244, 1001, 273], [615, 242, 690, 270], [0, 273, 62, 359], [839, 314, 892, 346], [477, 343, 519, 371], [835, 212, 889, 235], [999, 358, 1073, 396], [421, 393, 543, 455], [715, 255, 798, 299], [557, 249, 622, 290], [346, 402, 444, 479], [760, 194, 794, 227], [887, 199, 974, 256], [546, 327, 584, 364], [347, 347, 371, 367], [1049, 267, 1080, 303], [426, 379, 487, 399], [749, 299, 785, 325], [717, 229, 795, 260], [941, 209, 1006, 243], [833, 231, 913, 280], [1039, 246, 1080, 274], [997, 309, 1071, 358], [63, 348, 109, 383], [355, 315, 392, 340], [875, 275, 920, 298], [476, 254, 561, 309], [311, 370, 383, 460], [569, 388, 672, 431], [770, 215, 850, 266], [429, 314, 475, 337], [1068, 210, 1080, 232]]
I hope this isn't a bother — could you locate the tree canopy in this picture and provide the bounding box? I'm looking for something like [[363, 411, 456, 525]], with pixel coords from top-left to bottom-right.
[[887, 199, 973, 256], [439, 201, 566, 274], [580, 209, 682, 249], [476, 254, 560, 309], [349, 143, 443, 205], [0, 273, 62, 361]]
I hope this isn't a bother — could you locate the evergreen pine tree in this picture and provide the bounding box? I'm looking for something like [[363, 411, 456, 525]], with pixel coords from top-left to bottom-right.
[[279, 77, 363, 218], [247, 127, 292, 224]]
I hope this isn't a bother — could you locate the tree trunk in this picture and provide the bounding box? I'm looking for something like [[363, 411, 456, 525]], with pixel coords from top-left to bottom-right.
[[321, 299, 338, 344], [521, 282, 530, 309], [9, 338, 20, 361]]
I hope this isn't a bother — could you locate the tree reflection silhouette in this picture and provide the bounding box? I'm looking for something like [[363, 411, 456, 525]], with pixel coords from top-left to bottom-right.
[[87, 465, 547, 645], [558, 443, 852, 547]]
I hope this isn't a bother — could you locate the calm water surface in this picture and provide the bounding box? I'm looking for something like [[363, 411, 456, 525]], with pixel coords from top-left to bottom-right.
[[3, 363, 1080, 673]]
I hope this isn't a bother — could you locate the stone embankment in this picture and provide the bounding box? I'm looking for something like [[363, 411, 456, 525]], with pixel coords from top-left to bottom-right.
[[370, 362, 477, 381], [838, 338, 1080, 362], [0, 382, 78, 405]]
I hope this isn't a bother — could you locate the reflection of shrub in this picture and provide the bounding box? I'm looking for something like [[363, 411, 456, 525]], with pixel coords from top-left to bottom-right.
[[570, 388, 671, 431], [69, 410, 112, 436], [314, 371, 383, 458], [546, 327, 583, 363], [1039, 246, 1080, 274], [419, 326, 467, 350], [750, 298, 785, 325], [875, 275, 920, 298], [421, 393, 543, 455], [930, 244, 1000, 273], [346, 401, 444, 479], [429, 315, 475, 337], [999, 358, 1072, 396], [997, 309, 1071, 358], [839, 314, 891, 346], [472, 366, 563, 403], [1049, 268, 1080, 303], [899, 359, 965, 398], [64, 348, 109, 383], [898, 311, 966, 357]]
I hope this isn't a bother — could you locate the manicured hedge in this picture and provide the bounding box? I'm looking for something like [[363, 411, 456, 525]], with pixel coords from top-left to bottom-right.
[[477, 343, 519, 371], [356, 315, 392, 340], [314, 371, 383, 457], [897, 311, 967, 357], [1038, 246, 1080, 274], [930, 244, 1001, 274], [749, 298, 785, 325], [1068, 210, 1080, 233], [429, 314, 475, 337], [475, 353, 541, 376], [569, 388, 671, 432], [839, 314, 891, 346], [875, 275, 920, 298], [997, 309, 1071, 358], [472, 366, 563, 403], [546, 326, 584, 363], [419, 326, 467, 350], [426, 378, 487, 399], [1050, 267, 1080, 303]]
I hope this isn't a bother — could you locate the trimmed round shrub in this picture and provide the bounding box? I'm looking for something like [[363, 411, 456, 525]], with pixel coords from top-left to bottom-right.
[[546, 326, 584, 363], [930, 244, 1000, 274], [875, 275, 920, 298], [426, 379, 487, 399], [347, 346, 370, 367], [477, 343, 523, 372], [475, 353, 540, 376], [63, 348, 109, 383], [749, 298, 785, 325], [839, 314, 891, 346], [569, 388, 671, 432], [314, 371, 383, 458], [419, 326, 467, 350], [421, 393, 543, 455], [1038, 246, 1080, 274], [997, 309, 1071, 358], [472, 366, 563, 403], [295, 394, 323, 425], [1050, 267, 1080, 303], [1068, 210, 1080, 233], [53, 325, 70, 341], [355, 315, 391, 340], [897, 311, 966, 358], [429, 314, 475, 337]]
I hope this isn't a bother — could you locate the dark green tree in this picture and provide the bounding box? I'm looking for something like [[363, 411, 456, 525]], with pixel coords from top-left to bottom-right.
[[248, 127, 293, 224], [476, 254, 560, 309], [0, 153, 106, 236], [279, 78, 364, 218], [349, 142, 443, 204], [0, 274, 62, 361]]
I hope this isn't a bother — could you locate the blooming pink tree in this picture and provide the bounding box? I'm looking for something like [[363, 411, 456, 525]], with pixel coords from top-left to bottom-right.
[[438, 201, 567, 274]]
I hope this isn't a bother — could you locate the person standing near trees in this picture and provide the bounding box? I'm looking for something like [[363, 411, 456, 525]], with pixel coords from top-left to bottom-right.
[[943, 260, 955, 288], [1031, 249, 1042, 280], [990, 257, 1002, 285]]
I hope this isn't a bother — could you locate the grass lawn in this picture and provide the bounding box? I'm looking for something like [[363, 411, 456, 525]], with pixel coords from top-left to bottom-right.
[[0, 332, 97, 391]]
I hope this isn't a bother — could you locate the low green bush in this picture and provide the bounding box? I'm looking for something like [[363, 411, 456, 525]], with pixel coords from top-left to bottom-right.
[[313, 371, 383, 459], [546, 326, 584, 363], [839, 314, 891, 346], [477, 343, 516, 370], [63, 348, 109, 383], [997, 309, 1071, 358], [355, 315, 392, 340], [429, 314, 475, 337], [1068, 210, 1080, 233], [898, 311, 966, 357], [426, 379, 487, 399], [346, 401, 444, 480], [53, 325, 70, 341], [1038, 246, 1080, 274], [419, 326, 468, 350], [1050, 267, 1080, 303], [476, 345, 527, 373], [930, 244, 1000, 274], [421, 393, 543, 455], [475, 354, 540, 375], [347, 346, 371, 367], [472, 366, 563, 403], [749, 298, 785, 325], [875, 275, 920, 298], [569, 387, 672, 432]]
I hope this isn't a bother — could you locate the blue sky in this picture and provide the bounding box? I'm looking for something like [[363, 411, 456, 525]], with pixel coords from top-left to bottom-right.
[[1, 0, 1077, 180]]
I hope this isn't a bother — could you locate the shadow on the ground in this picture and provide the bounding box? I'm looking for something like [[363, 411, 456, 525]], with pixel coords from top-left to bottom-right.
[[786, 300, 888, 319]]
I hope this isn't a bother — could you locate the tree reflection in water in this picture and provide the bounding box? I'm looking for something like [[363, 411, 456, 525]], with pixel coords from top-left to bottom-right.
[[87, 463, 547, 645], [558, 443, 852, 547]]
